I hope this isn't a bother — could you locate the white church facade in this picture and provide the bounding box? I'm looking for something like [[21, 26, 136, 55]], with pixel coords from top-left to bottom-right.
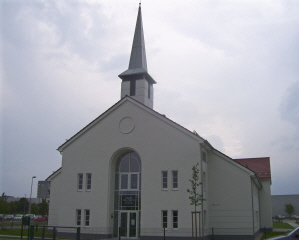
[[47, 5, 272, 240]]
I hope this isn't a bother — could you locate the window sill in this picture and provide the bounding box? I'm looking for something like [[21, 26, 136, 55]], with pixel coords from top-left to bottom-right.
[[161, 189, 168, 191], [172, 188, 179, 191]]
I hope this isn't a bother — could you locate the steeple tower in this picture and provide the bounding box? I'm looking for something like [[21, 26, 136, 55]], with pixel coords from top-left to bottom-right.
[[119, 4, 156, 109]]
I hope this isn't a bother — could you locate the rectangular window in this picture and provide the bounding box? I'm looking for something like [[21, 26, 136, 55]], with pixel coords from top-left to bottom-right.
[[162, 171, 168, 189], [162, 210, 168, 228], [121, 174, 129, 190], [78, 173, 83, 190], [85, 209, 90, 226], [172, 171, 178, 189], [86, 173, 92, 190], [130, 173, 138, 189], [130, 80, 136, 96], [76, 209, 81, 226], [172, 211, 178, 228]]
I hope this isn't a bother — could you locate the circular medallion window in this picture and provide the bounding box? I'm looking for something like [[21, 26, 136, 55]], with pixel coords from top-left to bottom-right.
[[119, 117, 135, 134]]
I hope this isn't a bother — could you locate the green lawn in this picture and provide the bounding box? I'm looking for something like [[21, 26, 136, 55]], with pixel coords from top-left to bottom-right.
[[260, 232, 288, 240], [0, 227, 52, 238], [259, 222, 294, 240], [273, 222, 294, 229]]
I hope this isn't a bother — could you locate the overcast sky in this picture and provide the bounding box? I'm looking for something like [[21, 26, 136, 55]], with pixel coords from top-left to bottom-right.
[[1, 0, 299, 198]]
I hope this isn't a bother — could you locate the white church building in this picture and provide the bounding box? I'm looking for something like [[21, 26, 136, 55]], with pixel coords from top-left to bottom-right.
[[47, 5, 272, 240]]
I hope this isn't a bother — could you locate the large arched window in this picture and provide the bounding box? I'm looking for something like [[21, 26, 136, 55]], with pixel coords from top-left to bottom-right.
[[114, 151, 141, 238], [115, 151, 141, 210], [119, 152, 140, 190]]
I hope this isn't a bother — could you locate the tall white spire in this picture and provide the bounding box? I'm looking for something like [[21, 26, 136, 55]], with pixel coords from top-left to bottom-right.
[[119, 4, 156, 109]]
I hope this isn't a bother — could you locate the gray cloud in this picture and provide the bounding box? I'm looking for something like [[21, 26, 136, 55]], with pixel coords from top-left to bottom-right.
[[1, 0, 299, 197], [280, 81, 299, 126]]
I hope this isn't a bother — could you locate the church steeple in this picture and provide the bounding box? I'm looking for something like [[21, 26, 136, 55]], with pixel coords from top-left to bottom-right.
[[119, 4, 156, 109]]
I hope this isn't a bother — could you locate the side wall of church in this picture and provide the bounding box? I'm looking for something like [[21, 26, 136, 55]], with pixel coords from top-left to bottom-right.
[[259, 179, 273, 230], [48, 172, 62, 226], [207, 151, 255, 235]]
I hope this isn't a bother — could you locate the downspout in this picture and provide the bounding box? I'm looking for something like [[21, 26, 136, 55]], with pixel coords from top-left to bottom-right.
[[258, 185, 261, 232], [251, 178, 255, 240], [200, 143, 204, 239]]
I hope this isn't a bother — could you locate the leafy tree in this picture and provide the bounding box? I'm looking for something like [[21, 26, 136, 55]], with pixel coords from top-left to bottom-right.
[[187, 163, 205, 238], [8, 201, 18, 214], [38, 199, 49, 216], [0, 196, 9, 214], [31, 203, 39, 215], [29, 199, 49, 216], [284, 203, 295, 218], [19, 197, 29, 214]]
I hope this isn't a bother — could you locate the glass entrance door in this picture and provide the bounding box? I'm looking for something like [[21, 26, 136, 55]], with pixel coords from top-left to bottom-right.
[[119, 211, 138, 238]]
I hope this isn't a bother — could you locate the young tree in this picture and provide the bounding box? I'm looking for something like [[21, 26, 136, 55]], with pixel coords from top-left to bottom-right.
[[284, 203, 295, 218], [187, 163, 205, 239]]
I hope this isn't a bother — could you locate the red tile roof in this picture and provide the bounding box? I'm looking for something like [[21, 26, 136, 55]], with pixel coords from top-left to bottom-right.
[[234, 157, 271, 179]]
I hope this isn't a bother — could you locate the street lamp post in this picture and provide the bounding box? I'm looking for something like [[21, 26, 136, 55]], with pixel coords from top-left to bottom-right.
[[23, 194, 26, 214], [29, 176, 36, 214]]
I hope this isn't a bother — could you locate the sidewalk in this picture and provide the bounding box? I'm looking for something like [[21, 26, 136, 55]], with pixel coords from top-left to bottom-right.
[[255, 231, 264, 240], [283, 218, 299, 228], [255, 219, 298, 240], [0, 235, 19, 240]]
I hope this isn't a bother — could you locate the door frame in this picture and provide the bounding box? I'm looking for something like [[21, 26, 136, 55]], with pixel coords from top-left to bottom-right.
[[118, 210, 139, 239]]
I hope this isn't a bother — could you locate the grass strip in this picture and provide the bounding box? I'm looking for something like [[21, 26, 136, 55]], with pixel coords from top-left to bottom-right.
[[273, 222, 294, 229]]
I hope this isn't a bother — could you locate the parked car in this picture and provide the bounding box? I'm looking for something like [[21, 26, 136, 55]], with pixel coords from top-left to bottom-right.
[[4, 215, 14, 221], [25, 214, 35, 219], [275, 215, 286, 219], [268, 226, 299, 239], [13, 214, 23, 221], [0, 214, 3, 221], [33, 216, 48, 222]]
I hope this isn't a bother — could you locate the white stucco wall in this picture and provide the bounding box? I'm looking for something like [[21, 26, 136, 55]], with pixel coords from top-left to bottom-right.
[[48, 98, 270, 238], [208, 151, 256, 235], [51, 99, 206, 236], [259, 179, 272, 229], [47, 171, 61, 226]]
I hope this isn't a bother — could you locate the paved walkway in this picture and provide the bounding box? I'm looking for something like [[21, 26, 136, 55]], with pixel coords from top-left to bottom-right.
[[284, 219, 299, 228], [255, 219, 298, 240], [255, 231, 264, 240]]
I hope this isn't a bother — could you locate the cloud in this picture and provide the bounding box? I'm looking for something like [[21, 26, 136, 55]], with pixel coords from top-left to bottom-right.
[[1, 0, 299, 197], [276, 81, 299, 151], [280, 81, 299, 126]]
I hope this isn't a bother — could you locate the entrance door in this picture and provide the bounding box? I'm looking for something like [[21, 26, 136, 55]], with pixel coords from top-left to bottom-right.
[[119, 211, 138, 238]]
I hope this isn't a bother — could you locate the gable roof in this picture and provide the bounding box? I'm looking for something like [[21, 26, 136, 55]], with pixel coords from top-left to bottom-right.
[[57, 96, 206, 152], [46, 167, 61, 181], [234, 157, 271, 179]]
